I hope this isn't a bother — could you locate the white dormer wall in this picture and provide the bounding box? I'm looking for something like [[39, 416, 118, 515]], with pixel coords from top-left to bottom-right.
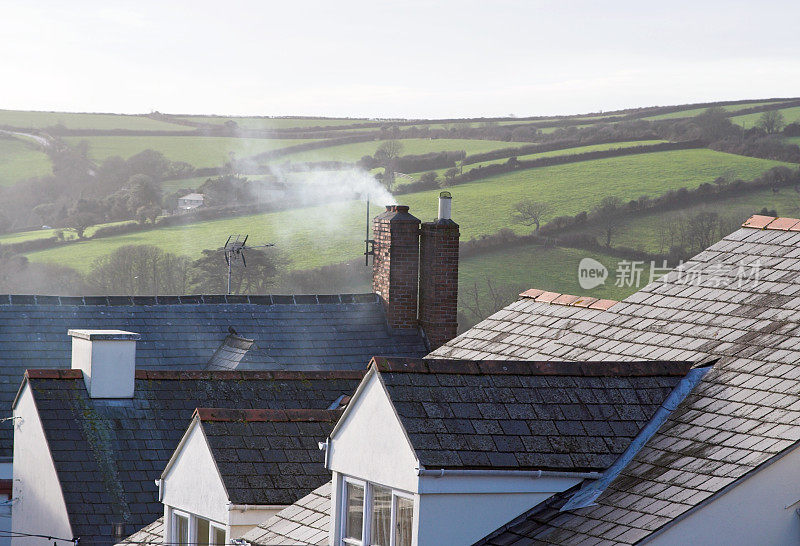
[[160, 420, 283, 540], [11, 382, 73, 545], [327, 369, 587, 545]]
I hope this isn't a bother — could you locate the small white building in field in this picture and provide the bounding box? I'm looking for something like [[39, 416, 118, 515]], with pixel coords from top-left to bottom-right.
[[177, 193, 204, 210]]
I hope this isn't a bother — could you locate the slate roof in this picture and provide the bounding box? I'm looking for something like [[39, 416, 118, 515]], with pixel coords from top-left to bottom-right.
[[467, 215, 800, 543], [192, 408, 339, 505], [241, 482, 332, 546], [20, 368, 364, 546], [117, 517, 163, 545], [369, 357, 690, 471], [0, 293, 426, 457], [205, 334, 278, 370], [428, 291, 616, 360]]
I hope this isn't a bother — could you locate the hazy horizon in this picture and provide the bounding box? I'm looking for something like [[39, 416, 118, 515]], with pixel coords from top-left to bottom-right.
[[2, 0, 799, 119]]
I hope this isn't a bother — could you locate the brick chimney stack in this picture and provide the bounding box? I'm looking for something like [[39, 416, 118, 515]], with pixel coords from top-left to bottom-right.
[[372, 205, 421, 331], [418, 192, 460, 349]]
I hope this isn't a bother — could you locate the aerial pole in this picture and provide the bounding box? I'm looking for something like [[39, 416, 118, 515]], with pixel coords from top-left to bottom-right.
[[219, 235, 274, 295]]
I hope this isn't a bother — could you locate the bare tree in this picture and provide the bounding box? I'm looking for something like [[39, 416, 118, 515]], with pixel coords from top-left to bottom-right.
[[511, 199, 551, 231], [89, 245, 191, 295], [758, 110, 786, 134], [594, 196, 624, 248], [461, 277, 523, 325], [375, 140, 404, 191]]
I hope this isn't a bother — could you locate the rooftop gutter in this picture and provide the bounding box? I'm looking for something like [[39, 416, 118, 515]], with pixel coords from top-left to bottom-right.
[[417, 468, 602, 480], [560, 363, 713, 511]]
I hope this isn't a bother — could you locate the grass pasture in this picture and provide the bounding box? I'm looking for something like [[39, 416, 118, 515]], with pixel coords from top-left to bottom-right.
[[24, 149, 789, 273], [729, 106, 800, 129], [612, 187, 800, 254], [459, 244, 636, 313], [643, 100, 794, 121], [64, 136, 321, 168], [272, 138, 526, 164], [0, 110, 190, 131], [0, 136, 52, 186], [174, 116, 381, 130]]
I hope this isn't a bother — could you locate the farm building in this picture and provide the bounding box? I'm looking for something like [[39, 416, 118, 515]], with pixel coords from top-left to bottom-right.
[[176, 193, 205, 210]]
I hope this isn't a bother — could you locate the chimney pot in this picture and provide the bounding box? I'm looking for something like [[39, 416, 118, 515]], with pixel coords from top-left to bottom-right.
[[68, 329, 140, 398], [438, 191, 452, 221]]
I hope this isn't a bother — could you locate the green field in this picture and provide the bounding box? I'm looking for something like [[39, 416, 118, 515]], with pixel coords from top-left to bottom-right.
[[174, 116, 382, 130], [272, 138, 526, 164], [643, 100, 793, 121], [0, 136, 52, 186], [459, 244, 636, 310], [64, 136, 320, 167], [729, 106, 800, 128], [463, 140, 667, 169], [393, 139, 666, 186], [787, 137, 800, 147], [612, 187, 800, 254], [0, 110, 191, 131], [24, 149, 789, 272]]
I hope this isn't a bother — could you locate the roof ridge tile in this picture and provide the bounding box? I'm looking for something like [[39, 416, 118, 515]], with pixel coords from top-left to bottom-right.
[[742, 214, 800, 231], [519, 288, 618, 309], [133, 369, 365, 381], [195, 407, 342, 422], [370, 357, 693, 377], [0, 293, 379, 306]]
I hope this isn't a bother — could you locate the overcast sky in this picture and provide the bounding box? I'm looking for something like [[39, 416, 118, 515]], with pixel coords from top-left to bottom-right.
[[1, 0, 799, 119]]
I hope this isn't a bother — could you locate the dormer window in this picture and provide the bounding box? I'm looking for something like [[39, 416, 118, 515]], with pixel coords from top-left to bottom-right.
[[169, 510, 226, 546], [341, 478, 414, 546]]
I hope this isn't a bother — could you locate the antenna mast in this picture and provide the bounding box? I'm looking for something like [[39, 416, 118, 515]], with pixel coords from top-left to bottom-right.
[[218, 234, 274, 295], [364, 196, 374, 266]]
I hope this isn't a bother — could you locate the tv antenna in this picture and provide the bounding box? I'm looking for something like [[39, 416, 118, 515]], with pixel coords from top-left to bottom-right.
[[364, 196, 374, 266], [218, 234, 274, 294]]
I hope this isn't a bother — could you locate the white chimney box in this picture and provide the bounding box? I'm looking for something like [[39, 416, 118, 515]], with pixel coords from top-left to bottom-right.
[[68, 329, 141, 398]]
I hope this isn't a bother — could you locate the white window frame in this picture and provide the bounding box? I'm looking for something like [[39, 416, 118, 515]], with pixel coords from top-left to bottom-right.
[[339, 477, 414, 546], [171, 508, 192, 546], [169, 507, 227, 546]]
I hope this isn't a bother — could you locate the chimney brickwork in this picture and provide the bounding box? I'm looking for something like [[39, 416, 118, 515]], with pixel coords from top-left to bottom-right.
[[372, 205, 421, 331], [418, 219, 460, 350]]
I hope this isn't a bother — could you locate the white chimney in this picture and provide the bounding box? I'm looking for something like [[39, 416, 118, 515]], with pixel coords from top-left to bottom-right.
[[68, 329, 140, 398], [438, 191, 452, 220]]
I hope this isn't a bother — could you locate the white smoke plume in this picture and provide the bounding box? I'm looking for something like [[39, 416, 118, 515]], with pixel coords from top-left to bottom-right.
[[266, 164, 396, 208]]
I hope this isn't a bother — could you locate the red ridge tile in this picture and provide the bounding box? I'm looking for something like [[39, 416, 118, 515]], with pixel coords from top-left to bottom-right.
[[766, 217, 800, 231], [742, 215, 777, 229], [519, 288, 545, 299], [553, 294, 580, 306]]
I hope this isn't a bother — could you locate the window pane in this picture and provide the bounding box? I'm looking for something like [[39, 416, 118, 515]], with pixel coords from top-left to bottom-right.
[[174, 514, 189, 546], [395, 496, 413, 546], [196, 518, 210, 546], [370, 486, 392, 546], [345, 482, 364, 540], [212, 526, 226, 546]]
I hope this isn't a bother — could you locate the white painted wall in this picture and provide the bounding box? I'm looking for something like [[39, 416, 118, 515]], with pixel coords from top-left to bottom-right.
[[161, 421, 280, 538], [328, 372, 420, 493], [417, 491, 562, 545], [162, 422, 229, 525], [646, 443, 800, 546], [11, 384, 73, 545]]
